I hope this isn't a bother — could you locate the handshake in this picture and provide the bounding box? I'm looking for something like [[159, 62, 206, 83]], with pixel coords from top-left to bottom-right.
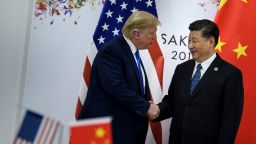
[[147, 101, 160, 120]]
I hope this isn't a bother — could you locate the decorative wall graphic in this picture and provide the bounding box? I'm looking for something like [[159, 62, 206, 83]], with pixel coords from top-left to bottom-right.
[[33, 0, 104, 28], [198, 0, 220, 11]]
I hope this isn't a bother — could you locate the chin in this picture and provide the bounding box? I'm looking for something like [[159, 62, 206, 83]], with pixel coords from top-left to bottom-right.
[[192, 56, 199, 61], [142, 47, 150, 50], [147, 45, 153, 49]]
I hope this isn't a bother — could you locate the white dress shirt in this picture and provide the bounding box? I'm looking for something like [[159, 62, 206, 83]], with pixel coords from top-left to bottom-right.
[[192, 53, 217, 79], [124, 35, 146, 92]]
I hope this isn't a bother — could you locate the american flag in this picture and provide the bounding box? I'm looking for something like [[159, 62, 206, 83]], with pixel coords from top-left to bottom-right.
[[75, 0, 164, 143], [13, 110, 62, 144]]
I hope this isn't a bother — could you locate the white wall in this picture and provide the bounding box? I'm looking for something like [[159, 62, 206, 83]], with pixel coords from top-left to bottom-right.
[[0, 0, 31, 143]]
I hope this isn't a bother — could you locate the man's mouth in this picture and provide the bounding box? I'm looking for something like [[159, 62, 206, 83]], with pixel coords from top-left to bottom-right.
[[190, 51, 196, 54]]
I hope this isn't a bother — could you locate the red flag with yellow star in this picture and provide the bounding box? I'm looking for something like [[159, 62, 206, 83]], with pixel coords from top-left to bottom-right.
[[214, 0, 256, 143], [70, 117, 112, 144]]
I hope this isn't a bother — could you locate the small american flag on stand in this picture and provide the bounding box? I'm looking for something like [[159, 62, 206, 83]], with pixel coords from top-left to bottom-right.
[[13, 110, 62, 144]]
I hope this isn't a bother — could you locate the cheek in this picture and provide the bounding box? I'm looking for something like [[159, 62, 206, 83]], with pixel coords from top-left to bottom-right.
[[200, 46, 209, 54], [147, 39, 153, 44], [144, 37, 150, 43], [146, 36, 153, 43], [197, 44, 205, 52], [148, 34, 154, 40]]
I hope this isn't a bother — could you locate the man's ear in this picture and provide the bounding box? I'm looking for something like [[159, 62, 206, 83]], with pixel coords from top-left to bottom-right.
[[209, 36, 215, 48], [131, 29, 140, 40]]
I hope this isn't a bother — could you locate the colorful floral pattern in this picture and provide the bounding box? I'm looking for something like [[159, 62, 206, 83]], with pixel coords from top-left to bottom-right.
[[34, 0, 104, 26], [198, 0, 220, 11]]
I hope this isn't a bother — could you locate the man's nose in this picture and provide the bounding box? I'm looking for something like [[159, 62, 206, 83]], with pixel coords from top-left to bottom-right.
[[188, 42, 193, 49]]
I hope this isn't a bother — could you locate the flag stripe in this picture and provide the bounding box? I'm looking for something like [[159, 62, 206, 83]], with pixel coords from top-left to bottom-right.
[[13, 138, 21, 144], [83, 57, 91, 86], [149, 121, 162, 144], [141, 51, 163, 103], [75, 97, 82, 119], [36, 117, 49, 144], [75, 58, 91, 119], [42, 118, 53, 144], [79, 78, 88, 104], [148, 40, 164, 89], [46, 120, 55, 144], [49, 122, 60, 144], [75, 42, 97, 119]]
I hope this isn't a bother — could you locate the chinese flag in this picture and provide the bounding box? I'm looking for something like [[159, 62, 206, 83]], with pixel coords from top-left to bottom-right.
[[214, 0, 256, 143], [70, 117, 112, 144]]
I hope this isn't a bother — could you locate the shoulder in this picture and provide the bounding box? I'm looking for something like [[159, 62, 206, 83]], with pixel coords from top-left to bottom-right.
[[217, 55, 242, 75], [94, 36, 128, 62], [221, 62, 242, 80], [179, 59, 194, 67], [101, 36, 127, 52], [175, 59, 194, 71]]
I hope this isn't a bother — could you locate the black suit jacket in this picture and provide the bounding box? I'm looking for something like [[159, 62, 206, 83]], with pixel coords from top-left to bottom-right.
[[78, 36, 150, 144], [156, 54, 243, 144]]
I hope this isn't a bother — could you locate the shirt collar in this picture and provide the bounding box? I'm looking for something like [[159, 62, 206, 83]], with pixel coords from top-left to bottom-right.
[[123, 35, 137, 55], [195, 53, 216, 70]]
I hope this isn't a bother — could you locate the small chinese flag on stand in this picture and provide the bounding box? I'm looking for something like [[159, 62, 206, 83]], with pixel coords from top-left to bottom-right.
[[70, 117, 112, 144]]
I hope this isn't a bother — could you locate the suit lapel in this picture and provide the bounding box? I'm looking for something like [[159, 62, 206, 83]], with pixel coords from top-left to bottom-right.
[[120, 37, 143, 95], [141, 62, 150, 100], [185, 61, 196, 101], [190, 55, 223, 98], [120, 37, 140, 77]]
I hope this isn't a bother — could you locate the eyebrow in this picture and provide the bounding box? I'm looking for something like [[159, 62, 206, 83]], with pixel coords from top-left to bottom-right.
[[188, 37, 199, 40]]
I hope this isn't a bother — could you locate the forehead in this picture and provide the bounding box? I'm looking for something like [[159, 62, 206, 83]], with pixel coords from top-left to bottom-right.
[[188, 30, 203, 39], [142, 26, 157, 32]]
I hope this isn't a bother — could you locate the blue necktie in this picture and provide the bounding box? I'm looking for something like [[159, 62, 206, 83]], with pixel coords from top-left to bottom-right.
[[190, 64, 202, 95], [135, 50, 144, 97]]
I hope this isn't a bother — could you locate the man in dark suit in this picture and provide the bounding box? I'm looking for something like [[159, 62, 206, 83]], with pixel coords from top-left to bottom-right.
[[149, 19, 244, 144], [78, 11, 160, 144]]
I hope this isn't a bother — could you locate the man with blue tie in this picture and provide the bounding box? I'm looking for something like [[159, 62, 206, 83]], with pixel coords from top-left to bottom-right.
[[78, 11, 160, 144], [150, 19, 244, 144]]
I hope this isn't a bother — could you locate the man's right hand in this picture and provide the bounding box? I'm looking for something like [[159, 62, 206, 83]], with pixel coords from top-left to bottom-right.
[[147, 102, 160, 120]]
